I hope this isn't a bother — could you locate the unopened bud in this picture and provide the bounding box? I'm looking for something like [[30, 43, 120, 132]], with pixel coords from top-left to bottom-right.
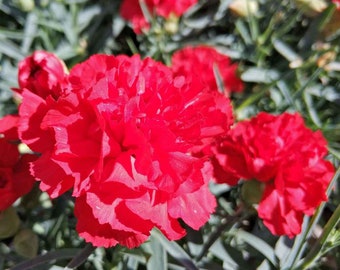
[[241, 180, 265, 205], [164, 14, 179, 34], [17, 0, 35, 12], [229, 0, 259, 17], [13, 229, 39, 258], [293, 0, 327, 17], [0, 207, 20, 239]]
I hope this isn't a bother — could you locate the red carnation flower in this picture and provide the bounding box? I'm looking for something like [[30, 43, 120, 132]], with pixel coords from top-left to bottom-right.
[[17, 54, 233, 248], [15, 51, 68, 100], [333, 0, 340, 9], [171, 46, 244, 95], [0, 115, 20, 141], [120, 0, 197, 33], [211, 112, 334, 237], [0, 120, 36, 211]]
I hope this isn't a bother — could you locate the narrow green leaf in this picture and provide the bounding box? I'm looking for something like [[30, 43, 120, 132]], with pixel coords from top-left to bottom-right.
[[66, 243, 96, 269], [298, 5, 336, 49], [209, 239, 238, 269], [277, 80, 296, 109], [21, 12, 38, 54], [299, 204, 340, 269], [139, 0, 153, 25], [0, 38, 25, 60], [147, 234, 167, 270], [283, 166, 340, 269], [303, 91, 322, 128], [213, 64, 226, 94], [235, 230, 279, 267], [151, 230, 199, 270], [235, 19, 252, 45], [272, 38, 302, 63], [0, 28, 24, 39], [77, 6, 101, 32], [241, 67, 279, 83], [10, 249, 81, 270]]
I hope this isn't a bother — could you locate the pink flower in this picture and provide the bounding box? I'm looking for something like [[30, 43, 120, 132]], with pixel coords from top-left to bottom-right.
[[15, 51, 68, 100], [211, 112, 334, 237], [120, 0, 197, 33], [171, 46, 244, 95], [17, 53, 233, 248]]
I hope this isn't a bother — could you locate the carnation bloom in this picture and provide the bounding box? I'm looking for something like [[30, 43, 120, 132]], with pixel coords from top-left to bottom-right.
[[17, 53, 233, 248], [171, 46, 244, 95], [211, 112, 334, 237], [0, 117, 36, 211], [120, 0, 197, 33], [14, 50, 68, 100]]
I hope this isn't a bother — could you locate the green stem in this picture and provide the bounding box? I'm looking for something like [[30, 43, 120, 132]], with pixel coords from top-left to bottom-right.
[[299, 204, 340, 270], [292, 68, 322, 100], [195, 208, 246, 262], [66, 243, 96, 269], [328, 146, 340, 161], [10, 249, 81, 270], [234, 88, 268, 116], [285, 166, 340, 269], [126, 38, 139, 55]]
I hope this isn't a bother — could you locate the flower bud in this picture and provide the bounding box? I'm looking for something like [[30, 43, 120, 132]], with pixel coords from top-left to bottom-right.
[[229, 0, 259, 17], [0, 207, 20, 239], [321, 9, 340, 38], [164, 14, 179, 34], [13, 229, 39, 258], [241, 180, 265, 205], [17, 0, 35, 12], [317, 51, 336, 68], [16, 51, 68, 100], [293, 0, 327, 17]]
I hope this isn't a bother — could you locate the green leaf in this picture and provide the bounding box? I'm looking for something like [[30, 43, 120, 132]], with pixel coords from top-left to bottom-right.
[[234, 230, 279, 267], [0, 38, 25, 60], [209, 239, 238, 269], [151, 229, 199, 270], [21, 12, 38, 54], [276, 80, 296, 109], [241, 67, 279, 83], [272, 38, 302, 63], [10, 249, 81, 270], [299, 204, 340, 269], [235, 19, 252, 45], [0, 28, 24, 39], [77, 6, 101, 32], [146, 234, 167, 270], [66, 244, 96, 269], [298, 4, 337, 49], [303, 90, 322, 128]]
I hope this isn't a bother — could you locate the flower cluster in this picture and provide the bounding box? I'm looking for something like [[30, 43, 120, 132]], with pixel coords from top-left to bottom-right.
[[0, 43, 334, 247], [120, 0, 197, 33], [7, 51, 233, 248], [211, 112, 334, 237], [171, 46, 244, 95]]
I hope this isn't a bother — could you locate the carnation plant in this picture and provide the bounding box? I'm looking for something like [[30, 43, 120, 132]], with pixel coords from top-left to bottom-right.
[[0, 0, 339, 269]]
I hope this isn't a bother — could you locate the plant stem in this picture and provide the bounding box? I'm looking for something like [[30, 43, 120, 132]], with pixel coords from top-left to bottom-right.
[[195, 207, 245, 262], [10, 249, 81, 270], [285, 166, 340, 269], [66, 243, 96, 269], [299, 204, 340, 270]]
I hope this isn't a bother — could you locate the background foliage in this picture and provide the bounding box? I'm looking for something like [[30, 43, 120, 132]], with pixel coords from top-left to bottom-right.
[[0, 0, 339, 269]]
